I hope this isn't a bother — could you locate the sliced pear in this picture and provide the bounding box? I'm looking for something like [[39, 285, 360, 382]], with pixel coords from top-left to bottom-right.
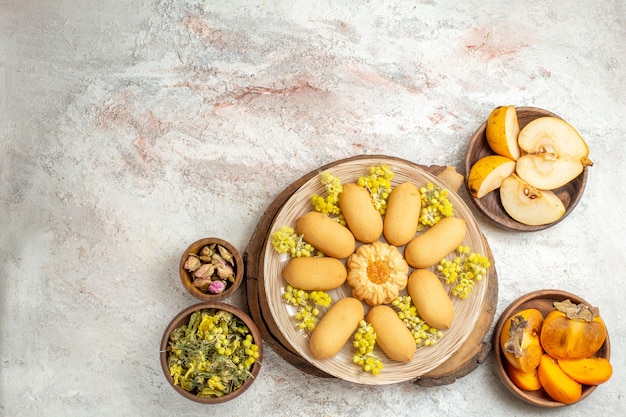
[[467, 155, 516, 198], [500, 174, 565, 226], [486, 105, 521, 160], [516, 116, 593, 190]]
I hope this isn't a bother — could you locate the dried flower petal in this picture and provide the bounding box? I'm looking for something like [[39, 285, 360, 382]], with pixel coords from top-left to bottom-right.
[[208, 280, 226, 294], [218, 245, 235, 266], [217, 263, 234, 280], [184, 255, 202, 272], [192, 277, 212, 291], [193, 263, 215, 279], [200, 245, 215, 257], [212, 253, 226, 266]]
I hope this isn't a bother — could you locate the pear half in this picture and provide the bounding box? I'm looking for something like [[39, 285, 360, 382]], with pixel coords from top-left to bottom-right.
[[516, 117, 593, 190], [500, 174, 565, 226]]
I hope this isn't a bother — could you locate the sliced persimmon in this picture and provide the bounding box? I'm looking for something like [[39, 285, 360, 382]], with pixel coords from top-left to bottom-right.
[[505, 361, 542, 391], [558, 357, 613, 385], [537, 354, 582, 404]]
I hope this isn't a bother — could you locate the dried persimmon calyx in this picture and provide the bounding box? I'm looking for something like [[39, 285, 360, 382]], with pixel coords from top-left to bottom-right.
[[503, 315, 528, 357], [553, 299, 600, 321], [500, 308, 544, 372]]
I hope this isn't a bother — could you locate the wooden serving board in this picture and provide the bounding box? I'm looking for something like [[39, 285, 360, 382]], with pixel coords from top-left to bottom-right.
[[244, 155, 499, 386]]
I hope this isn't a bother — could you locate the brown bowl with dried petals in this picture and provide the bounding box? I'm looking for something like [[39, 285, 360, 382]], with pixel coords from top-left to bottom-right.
[[179, 237, 244, 301]]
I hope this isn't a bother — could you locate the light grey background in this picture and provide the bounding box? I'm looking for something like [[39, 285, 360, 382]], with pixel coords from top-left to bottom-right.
[[2, 1, 624, 416]]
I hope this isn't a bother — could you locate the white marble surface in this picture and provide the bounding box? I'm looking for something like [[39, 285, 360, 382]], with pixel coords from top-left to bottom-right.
[[2, 1, 625, 416]]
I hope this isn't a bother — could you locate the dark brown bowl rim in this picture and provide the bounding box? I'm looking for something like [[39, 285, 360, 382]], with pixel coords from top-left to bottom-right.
[[160, 301, 263, 404], [492, 289, 610, 407], [179, 237, 244, 301], [464, 106, 588, 232]]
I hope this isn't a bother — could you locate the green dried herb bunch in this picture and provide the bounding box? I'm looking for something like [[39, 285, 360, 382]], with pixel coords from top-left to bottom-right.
[[167, 309, 260, 398]]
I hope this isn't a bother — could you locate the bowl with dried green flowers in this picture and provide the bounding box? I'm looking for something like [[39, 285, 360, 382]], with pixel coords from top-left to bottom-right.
[[179, 238, 244, 301], [160, 301, 263, 403]]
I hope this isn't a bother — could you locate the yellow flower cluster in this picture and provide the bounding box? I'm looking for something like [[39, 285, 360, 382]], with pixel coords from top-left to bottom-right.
[[391, 296, 443, 347], [352, 320, 384, 375], [283, 285, 333, 331], [357, 163, 394, 215], [271, 226, 315, 258], [418, 182, 454, 230], [312, 171, 345, 224], [167, 309, 260, 398], [437, 246, 490, 299]]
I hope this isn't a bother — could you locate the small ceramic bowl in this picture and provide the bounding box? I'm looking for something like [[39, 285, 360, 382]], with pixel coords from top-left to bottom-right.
[[464, 107, 588, 232], [160, 301, 263, 404], [492, 289, 611, 407], [179, 237, 244, 301]]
